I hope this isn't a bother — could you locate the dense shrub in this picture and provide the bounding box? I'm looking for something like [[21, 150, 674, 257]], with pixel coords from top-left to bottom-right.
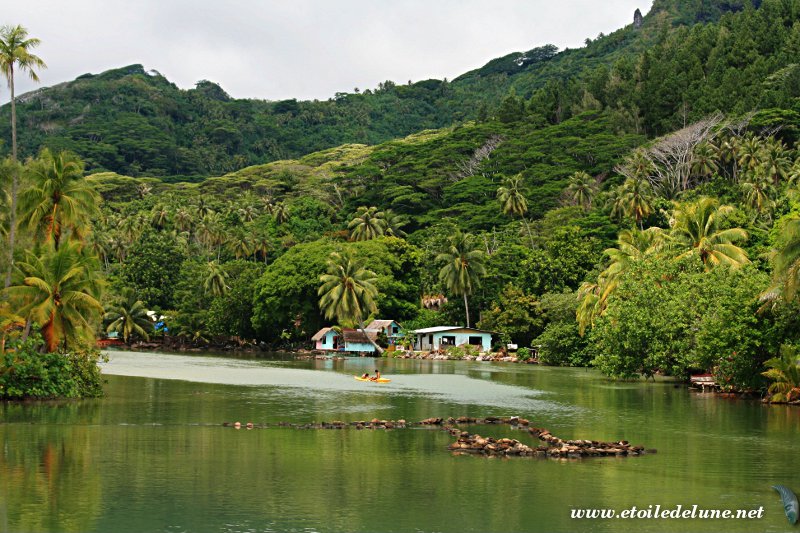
[[1, 334, 105, 400]]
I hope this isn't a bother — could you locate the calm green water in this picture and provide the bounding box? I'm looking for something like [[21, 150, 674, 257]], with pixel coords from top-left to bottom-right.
[[1, 351, 799, 533]]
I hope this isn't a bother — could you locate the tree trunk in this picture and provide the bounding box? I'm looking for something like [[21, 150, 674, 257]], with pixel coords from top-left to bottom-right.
[[463, 293, 470, 328], [358, 319, 384, 355], [523, 217, 535, 249], [5, 68, 17, 288]]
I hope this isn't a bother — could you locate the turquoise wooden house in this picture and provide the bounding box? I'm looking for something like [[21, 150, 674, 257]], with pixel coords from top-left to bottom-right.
[[411, 326, 493, 352], [365, 320, 402, 346], [311, 327, 379, 354]]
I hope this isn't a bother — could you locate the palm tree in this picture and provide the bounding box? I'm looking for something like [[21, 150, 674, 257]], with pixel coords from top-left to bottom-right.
[[118, 213, 145, 245], [273, 202, 289, 224], [761, 346, 800, 403], [150, 204, 170, 229], [18, 149, 101, 250], [497, 174, 534, 247], [252, 233, 270, 264], [1, 24, 46, 288], [3, 242, 103, 352], [203, 260, 229, 297], [174, 207, 193, 233], [0, 302, 25, 355], [348, 206, 386, 241], [691, 142, 718, 179], [238, 205, 258, 223], [383, 209, 409, 238], [760, 137, 792, 186], [741, 171, 775, 218], [104, 289, 152, 344], [436, 231, 487, 328], [767, 215, 800, 303], [737, 134, 763, 175], [227, 232, 252, 259], [564, 171, 596, 211], [577, 227, 664, 335], [318, 251, 383, 354], [669, 197, 749, 270], [615, 177, 654, 229]]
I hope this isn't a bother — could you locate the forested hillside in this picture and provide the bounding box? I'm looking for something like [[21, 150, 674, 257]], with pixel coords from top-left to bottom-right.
[[2, 0, 792, 180]]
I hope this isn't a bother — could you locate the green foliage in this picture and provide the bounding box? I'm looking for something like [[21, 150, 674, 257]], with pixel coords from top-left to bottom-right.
[[761, 345, 800, 403], [120, 229, 185, 309], [590, 257, 775, 385], [535, 321, 590, 367], [445, 344, 481, 359], [478, 284, 542, 347], [206, 261, 265, 339], [252, 239, 337, 341], [0, 333, 104, 399]]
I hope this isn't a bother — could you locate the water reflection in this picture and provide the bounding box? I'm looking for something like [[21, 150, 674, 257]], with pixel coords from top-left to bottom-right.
[[1, 351, 799, 532]]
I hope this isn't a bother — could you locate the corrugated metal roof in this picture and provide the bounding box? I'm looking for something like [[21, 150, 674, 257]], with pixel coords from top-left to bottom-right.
[[411, 326, 493, 334], [366, 319, 397, 330], [342, 328, 378, 343]]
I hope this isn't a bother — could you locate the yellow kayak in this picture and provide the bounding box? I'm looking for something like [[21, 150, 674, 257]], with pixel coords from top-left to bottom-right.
[[354, 376, 391, 383]]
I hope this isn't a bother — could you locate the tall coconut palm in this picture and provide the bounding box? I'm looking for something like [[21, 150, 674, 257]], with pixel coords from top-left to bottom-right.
[[761, 346, 800, 403], [273, 202, 289, 224], [669, 197, 749, 270], [203, 260, 229, 297], [1, 24, 46, 288], [227, 232, 252, 259], [348, 206, 386, 241], [760, 137, 792, 186], [564, 171, 596, 211], [3, 242, 103, 352], [436, 231, 487, 328], [737, 134, 763, 175], [18, 149, 101, 250], [691, 142, 719, 179], [577, 227, 664, 335], [238, 205, 258, 223], [150, 204, 170, 229], [615, 177, 654, 229], [0, 302, 25, 355], [383, 209, 409, 239], [318, 251, 383, 354], [741, 171, 775, 217], [768, 215, 800, 303], [104, 288, 152, 344], [497, 173, 534, 247], [174, 207, 193, 233]]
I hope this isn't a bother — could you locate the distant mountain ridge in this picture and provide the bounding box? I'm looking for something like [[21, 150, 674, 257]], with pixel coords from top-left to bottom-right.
[[0, 0, 782, 180]]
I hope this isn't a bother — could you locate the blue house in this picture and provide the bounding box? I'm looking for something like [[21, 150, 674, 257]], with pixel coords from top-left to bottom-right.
[[412, 326, 493, 352], [366, 320, 402, 346], [312, 327, 378, 354]]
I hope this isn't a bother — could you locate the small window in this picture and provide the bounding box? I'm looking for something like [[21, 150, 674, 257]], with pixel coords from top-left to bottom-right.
[[468, 336, 483, 346], [321, 335, 327, 345], [392, 326, 399, 334]]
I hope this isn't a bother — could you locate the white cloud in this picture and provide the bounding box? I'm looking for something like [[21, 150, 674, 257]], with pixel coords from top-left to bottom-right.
[[2, 0, 652, 101]]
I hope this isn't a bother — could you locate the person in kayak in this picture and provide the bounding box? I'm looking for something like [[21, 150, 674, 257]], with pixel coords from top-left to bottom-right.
[[361, 372, 370, 379], [370, 369, 381, 381]]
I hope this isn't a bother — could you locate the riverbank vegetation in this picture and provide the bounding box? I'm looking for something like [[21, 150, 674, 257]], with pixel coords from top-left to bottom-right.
[[3, 1, 800, 399]]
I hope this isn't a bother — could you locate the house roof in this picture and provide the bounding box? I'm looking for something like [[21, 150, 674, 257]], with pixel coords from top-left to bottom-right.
[[311, 327, 334, 341], [412, 326, 494, 335], [342, 328, 378, 343], [366, 319, 398, 330]]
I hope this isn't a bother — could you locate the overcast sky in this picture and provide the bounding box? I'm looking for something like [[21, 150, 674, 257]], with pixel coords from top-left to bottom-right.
[[4, 1, 652, 102]]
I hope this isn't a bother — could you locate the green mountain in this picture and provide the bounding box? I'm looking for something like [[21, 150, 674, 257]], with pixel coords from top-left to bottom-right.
[[3, 0, 791, 181]]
